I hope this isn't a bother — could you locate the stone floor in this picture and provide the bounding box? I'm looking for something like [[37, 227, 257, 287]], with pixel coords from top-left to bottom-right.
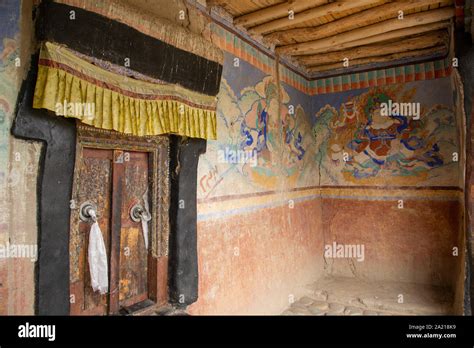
[[282, 276, 454, 316]]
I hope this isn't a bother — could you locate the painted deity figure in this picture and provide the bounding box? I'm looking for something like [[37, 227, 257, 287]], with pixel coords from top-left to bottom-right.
[[239, 77, 281, 167], [319, 91, 444, 180], [347, 93, 444, 178], [282, 106, 306, 164]]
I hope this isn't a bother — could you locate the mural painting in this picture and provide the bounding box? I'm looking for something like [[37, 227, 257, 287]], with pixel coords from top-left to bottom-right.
[[0, 0, 20, 237], [312, 78, 460, 186], [198, 56, 316, 199], [199, 57, 459, 202]]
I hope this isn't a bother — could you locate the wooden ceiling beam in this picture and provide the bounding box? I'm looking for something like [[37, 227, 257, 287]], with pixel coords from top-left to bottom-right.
[[299, 30, 449, 66], [306, 46, 447, 73], [276, 7, 454, 55], [233, 0, 327, 28], [267, 0, 450, 45], [314, 21, 450, 55], [206, 0, 231, 8], [248, 0, 377, 35]]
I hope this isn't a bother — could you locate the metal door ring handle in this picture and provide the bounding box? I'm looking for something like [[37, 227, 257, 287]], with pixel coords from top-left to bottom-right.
[[80, 202, 98, 223], [130, 204, 144, 222]]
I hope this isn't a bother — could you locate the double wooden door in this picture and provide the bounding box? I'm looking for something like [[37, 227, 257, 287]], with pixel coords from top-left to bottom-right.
[[70, 147, 154, 315]]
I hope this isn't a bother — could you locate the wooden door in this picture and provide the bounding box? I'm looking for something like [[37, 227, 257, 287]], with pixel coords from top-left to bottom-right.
[[117, 151, 149, 310], [70, 148, 113, 315], [70, 148, 153, 315]]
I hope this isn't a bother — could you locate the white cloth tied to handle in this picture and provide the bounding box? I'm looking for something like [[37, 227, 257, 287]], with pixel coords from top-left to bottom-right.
[[141, 213, 152, 250], [140, 189, 152, 250], [87, 209, 108, 294]]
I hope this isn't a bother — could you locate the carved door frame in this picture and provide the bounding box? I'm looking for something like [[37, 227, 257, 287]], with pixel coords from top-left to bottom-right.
[[69, 123, 170, 314]]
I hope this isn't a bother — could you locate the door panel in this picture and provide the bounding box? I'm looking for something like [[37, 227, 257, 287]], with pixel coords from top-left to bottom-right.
[[119, 151, 149, 308], [70, 148, 113, 315]]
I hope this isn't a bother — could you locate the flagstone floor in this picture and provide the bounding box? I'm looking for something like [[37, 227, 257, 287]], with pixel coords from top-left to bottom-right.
[[282, 276, 454, 316]]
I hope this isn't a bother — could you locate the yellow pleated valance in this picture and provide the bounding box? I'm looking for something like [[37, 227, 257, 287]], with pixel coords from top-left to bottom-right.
[[33, 42, 217, 140]]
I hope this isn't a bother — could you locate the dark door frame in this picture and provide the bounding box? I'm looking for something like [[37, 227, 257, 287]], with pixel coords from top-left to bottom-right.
[[12, 62, 206, 315]]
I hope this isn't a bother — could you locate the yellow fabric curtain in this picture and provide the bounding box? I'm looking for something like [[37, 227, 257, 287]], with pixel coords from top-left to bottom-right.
[[33, 42, 217, 140]]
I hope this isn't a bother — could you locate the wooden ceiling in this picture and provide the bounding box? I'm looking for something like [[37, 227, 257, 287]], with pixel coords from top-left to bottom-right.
[[208, 0, 455, 75]]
